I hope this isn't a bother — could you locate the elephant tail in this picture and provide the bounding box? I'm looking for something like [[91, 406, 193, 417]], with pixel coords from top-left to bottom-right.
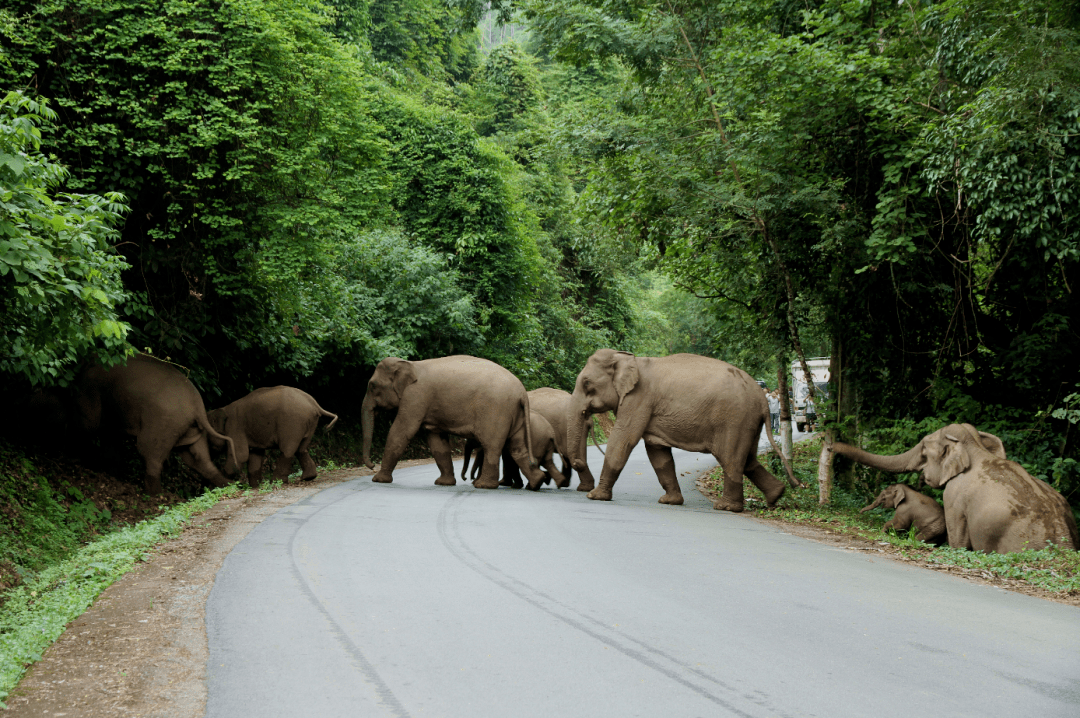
[[318, 406, 339, 433], [197, 408, 238, 477], [521, 393, 538, 469], [764, 412, 801, 489]]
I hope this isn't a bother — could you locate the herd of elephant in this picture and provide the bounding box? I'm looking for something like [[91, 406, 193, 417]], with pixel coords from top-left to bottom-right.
[[55, 351, 1077, 556]]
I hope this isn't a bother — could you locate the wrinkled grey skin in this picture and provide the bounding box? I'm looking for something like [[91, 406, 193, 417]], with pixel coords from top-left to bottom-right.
[[861, 483, 947, 544], [362, 356, 545, 490], [461, 411, 567, 488], [69, 354, 237, 495], [834, 424, 1078, 553], [208, 386, 338, 487], [567, 350, 800, 510], [527, 387, 602, 492]]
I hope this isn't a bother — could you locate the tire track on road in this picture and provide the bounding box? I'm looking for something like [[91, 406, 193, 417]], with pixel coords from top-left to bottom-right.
[[436, 491, 790, 718], [287, 485, 412, 718]]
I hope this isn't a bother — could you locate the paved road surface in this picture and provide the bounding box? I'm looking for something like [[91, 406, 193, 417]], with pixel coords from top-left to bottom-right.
[[206, 436, 1080, 717]]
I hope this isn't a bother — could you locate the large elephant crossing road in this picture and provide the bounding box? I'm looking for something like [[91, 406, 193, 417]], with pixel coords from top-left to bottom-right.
[[205, 443, 1080, 717]]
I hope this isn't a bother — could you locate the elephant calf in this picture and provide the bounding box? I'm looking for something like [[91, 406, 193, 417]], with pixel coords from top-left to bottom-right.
[[208, 386, 338, 487], [461, 411, 567, 488], [860, 483, 947, 544]]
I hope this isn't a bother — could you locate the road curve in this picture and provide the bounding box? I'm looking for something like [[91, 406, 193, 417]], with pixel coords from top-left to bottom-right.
[[205, 442, 1080, 718]]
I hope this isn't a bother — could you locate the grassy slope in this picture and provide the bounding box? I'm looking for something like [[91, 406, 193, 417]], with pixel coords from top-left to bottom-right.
[[700, 435, 1080, 596]]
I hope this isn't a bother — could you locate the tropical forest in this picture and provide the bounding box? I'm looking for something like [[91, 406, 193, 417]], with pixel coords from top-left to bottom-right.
[[0, 0, 1079, 703]]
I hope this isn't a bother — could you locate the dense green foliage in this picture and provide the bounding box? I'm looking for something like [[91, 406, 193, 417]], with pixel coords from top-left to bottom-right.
[[0, 92, 131, 385], [523, 0, 1080, 508], [2, 0, 1078, 512]]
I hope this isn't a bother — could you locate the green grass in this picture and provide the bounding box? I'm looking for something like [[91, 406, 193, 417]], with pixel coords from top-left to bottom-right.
[[701, 435, 1080, 596]]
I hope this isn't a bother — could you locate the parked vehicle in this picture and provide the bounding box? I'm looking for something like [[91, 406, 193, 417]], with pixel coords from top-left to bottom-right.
[[791, 358, 830, 432]]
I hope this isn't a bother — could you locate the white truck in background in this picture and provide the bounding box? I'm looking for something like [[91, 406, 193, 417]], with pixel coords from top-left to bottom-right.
[[791, 357, 830, 433]]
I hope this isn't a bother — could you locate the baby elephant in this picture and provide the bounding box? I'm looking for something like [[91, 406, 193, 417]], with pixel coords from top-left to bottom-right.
[[861, 483, 947, 544], [461, 411, 567, 489], [208, 386, 338, 487]]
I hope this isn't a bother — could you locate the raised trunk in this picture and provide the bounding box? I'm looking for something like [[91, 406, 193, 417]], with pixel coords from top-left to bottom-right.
[[361, 390, 376, 469], [831, 442, 923, 473]]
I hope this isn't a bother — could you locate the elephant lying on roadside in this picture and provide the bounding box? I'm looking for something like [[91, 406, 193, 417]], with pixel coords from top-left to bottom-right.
[[208, 386, 338, 487], [567, 349, 800, 510], [861, 483, 947, 544], [362, 356, 546, 490], [833, 424, 1078, 553], [64, 354, 237, 495], [528, 387, 602, 492], [460, 411, 567, 488]]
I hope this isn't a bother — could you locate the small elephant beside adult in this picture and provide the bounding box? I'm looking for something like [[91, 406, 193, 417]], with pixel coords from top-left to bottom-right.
[[42, 354, 238, 495], [528, 387, 601, 492], [861, 483, 947, 544], [208, 386, 338, 487], [566, 349, 800, 510], [460, 411, 567, 488], [362, 355, 547, 490], [833, 424, 1078, 553]]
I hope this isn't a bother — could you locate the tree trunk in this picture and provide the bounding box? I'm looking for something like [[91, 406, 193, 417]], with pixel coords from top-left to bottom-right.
[[818, 442, 834, 505], [777, 359, 792, 460]]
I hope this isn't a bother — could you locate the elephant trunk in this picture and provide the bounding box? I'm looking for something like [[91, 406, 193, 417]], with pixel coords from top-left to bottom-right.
[[567, 394, 597, 471], [361, 389, 377, 469], [832, 442, 923, 474]]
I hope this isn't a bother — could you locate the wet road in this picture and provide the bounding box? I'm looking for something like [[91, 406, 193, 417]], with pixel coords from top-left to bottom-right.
[[205, 436, 1080, 717]]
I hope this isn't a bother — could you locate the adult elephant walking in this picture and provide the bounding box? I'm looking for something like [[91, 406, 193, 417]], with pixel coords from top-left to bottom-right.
[[70, 354, 237, 494], [567, 349, 800, 510], [528, 387, 600, 492], [362, 356, 546, 490], [832, 424, 1078, 553]]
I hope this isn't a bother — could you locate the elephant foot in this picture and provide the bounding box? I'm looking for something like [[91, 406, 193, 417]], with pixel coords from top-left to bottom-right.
[[474, 478, 500, 489], [586, 488, 612, 501], [143, 476, 164, 496], [302, 474, 317, 482], [658, 492, 684, 506], [434, 476, 456, 486], [525, 480, 542, 492], [712, 497, 744, 513], [576, 480, 595, 492], [498, 478, 515, 487], [763, 484, 785, 508], [372, 471, 394, 483]]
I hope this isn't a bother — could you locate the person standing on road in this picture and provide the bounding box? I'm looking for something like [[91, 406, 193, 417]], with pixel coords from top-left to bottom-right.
[[767, 390, 780, 434]]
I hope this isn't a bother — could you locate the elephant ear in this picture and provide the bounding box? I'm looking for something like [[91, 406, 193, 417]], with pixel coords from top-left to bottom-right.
[[611, 351, 639, 403], [889, 485, 906, 509], [939, 432, 971, 485], [972, 426, 1007, 459], [389, 359, 418, 401]]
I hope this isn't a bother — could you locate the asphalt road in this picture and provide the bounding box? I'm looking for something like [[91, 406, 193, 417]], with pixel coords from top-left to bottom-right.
[[205, 432, 1080, 718]]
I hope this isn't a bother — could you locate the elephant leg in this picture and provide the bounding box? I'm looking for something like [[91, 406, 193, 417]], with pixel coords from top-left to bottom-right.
[[575, 462, 596, 493], [273, 448, 296, 484], [461, 438, 478, 480], [711, 455, 748, 513], [374, 413, 423, 483], [474, 444, 502, 490], [297, 434, 318, 481], [426, 432, 457, 486], [180, 435, 230, 489], [743, 457, 785, 508], [470, 447, 484, 482], [501, 448, 523, 488], [248, 449, 266, 487], [544, 452, 568, 489], [506, 429, 547, 491], [223, 437, 250, 479], [645, 444, 684, 505], [136, 428, 184, 495]]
